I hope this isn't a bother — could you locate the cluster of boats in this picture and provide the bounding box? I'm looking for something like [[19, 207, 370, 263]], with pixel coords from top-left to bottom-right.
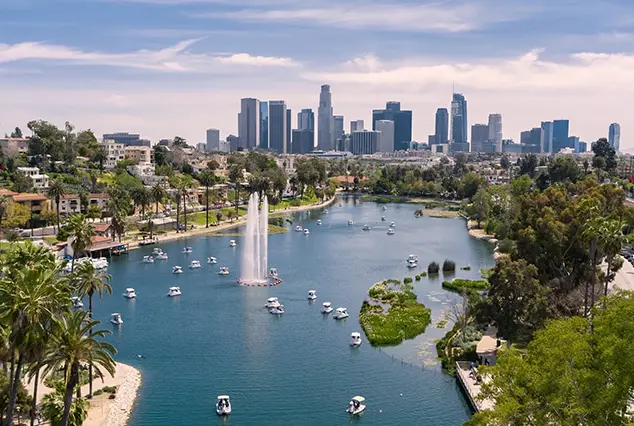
[[294, 225, 310, 235], [407, 254, 418, 268], [141, 246, 231, 276], [265, 290, 361, 346], [214, 393, 365, 417], [62, 257, 108, 273]]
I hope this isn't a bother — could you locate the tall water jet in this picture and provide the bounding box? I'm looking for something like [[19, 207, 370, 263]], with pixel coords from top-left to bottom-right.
[[241, 193, 268, 283]]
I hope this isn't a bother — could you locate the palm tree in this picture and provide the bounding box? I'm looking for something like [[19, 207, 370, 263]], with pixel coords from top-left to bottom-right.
[[0, 244, 67, 426], [42, 310, 116, 426], [151, 184, 166, 215], [91, 146, 107, 174], [199, 170, 216, 228], [174, 191, 181, 233], [597, 219, 628, 298], [216, 211, 222, 224], [47, 179, 66, 233], [178, 175, 194, 233], [228, 165, 243, 215], [68, 214, 95, 271], [71, 262, 112, 397], [111, 209, 126, 242], [131, 187, 151, 219]]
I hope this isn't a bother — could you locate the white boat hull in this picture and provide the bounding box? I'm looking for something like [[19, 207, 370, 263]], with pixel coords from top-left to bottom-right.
[[216, 406, 232, 416], [321, 308, 333, 314], [111, 320, 123, 325], [347, 405, 366, 415], [334, 314, 349, 320]]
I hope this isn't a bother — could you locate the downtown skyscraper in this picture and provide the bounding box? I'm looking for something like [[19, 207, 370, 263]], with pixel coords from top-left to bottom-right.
[[609, 123, 621, 152], [259, 102, 269, 149], [487, 114, 503, 152], [298, 109, 315, 131], [238, 98, 259, 150], [434, 108, 449, 144], [317, 85, 334, 151], [268, 101, 287, 154], [450, 93, 468, 152], [372, 101, 412, 151]]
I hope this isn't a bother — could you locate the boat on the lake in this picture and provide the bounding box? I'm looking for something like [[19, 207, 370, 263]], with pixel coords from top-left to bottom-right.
[[308, 289, 317, 300], [387, 228, 395, 235], [317, 219, 322, 225], [381, 216, 386, 221], [182, 247, 193, 254], [218, 267, 230, 275], [321, 302, 333, 314], [304, 229, 310, 235], [295, 225, 303, 232], [156, 252, 168, 260], [123, 288, 137, 299], [269, 267, 278, 277], [142, 255, 154, 263], [207, 257, 217, 264], [110, 313, 123, 325], [390, 221, 395, 228], [362, 225, 370, 231], [270, 305, 285, 315], [229, 240, 237, 247], [407, 259, 418, 269], [190, 260, 201, 269], [382, 205, 387, 211], [347, 396, 366, 415], [172, 266, 183, 274], [167, 286, 181, 297], [348, 220, 354, 225], [152, 247, 163, 255], [350, 332, 362, 347], [334, 307, 349, 320], [216, 395, 231, 416], [265, 297, 281, 309]]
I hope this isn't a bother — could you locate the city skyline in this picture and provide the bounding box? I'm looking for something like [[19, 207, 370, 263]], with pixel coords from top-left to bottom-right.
[[0, 0, 632, 150]]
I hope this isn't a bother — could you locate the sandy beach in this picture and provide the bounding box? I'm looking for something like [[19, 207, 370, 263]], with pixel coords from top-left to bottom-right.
[[23, 362, 140, 426], [124, 196, 337, 252], [466, 220, 498, 245]]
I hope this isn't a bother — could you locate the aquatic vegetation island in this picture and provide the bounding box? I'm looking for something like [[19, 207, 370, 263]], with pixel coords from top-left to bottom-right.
[[359, 279, 431, 346], [441, 278, 490, 295]]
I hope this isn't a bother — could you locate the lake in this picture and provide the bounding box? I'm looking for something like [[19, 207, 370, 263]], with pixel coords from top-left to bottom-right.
[[93, 196, 494, 425]]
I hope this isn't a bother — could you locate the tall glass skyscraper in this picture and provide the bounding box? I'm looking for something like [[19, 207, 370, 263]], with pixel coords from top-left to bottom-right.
[[372, 102, 412, 151], [487, 114, 503, 152], [552, 120, 570, 153], [298, 109, 315, 131], [238, 98, 259, 150], [434, 108, 449, 144], [268, 101, 287, 154], [317, 85, 334, 151], [450, 93, 468, 152], [259, 102, 268, 149], [609, 123, 621, 152], [541, 121, 553, 153]]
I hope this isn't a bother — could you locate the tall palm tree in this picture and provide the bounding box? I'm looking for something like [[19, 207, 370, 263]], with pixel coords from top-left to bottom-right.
[[67, 214, 95, 271], [198, 170, 216, 228], [47, 179, 66, 233], [42, 310, 116, 426], [131, 187, 151, 219], [151, 183, 166, 215], [0, 245, 68, 426], [174, 192, 181, 233], [178, 175, 193, 232], [110, 209, 126, 242], [228, 165, 242, 215], [91, 146, 107, 174], [71, 262, 112, 397], [597, 219, 628, 298]]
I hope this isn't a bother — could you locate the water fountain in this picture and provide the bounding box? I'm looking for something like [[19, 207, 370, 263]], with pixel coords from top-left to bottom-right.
[[238, 193, 282, 287]]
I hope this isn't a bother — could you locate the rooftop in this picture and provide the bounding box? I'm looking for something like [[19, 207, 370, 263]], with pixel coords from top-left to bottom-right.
[[13, 193, 48, 202]]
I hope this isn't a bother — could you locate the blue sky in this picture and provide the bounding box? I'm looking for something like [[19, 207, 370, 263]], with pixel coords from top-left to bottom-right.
[[1, 0, 633, 149]]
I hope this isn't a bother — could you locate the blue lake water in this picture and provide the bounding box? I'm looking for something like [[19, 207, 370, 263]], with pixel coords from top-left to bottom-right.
[[92, 197, 494, 425]]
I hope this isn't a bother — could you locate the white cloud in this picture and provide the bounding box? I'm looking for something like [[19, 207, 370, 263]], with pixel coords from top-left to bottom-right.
[[198, 0, 528, 33], [0, 39, 299, 71]]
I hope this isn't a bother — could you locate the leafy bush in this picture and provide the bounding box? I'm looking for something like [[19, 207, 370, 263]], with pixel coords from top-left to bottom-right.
[[494, 222, 510, 240], [289, 198, 301, 207], [480, 267, 494, 280], [485, 218, 500, 235], [415, 275, 422, 281], [442, 279, 490, 295], [420, 271, 427, 277], [102, 385, 117, 394], [498, 239, 515, 254], [93, 389, 104, 396], [461, 266, 471, 271], [404, 277, 413, 284], [428, 262, 440, 274], [442, 259, 456, 272], [42, 385, 88, 426]]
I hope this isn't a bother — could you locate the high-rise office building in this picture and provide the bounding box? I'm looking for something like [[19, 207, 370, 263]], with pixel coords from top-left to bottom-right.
[[268, 101, 287, 154], [552, 119, 570, 153], [259, 102, 269, 149], [372, 102, 412, 151], [541, 121, 554, 153], [318, 85, 334, 151], [102, 132, 151, 147], [578, 141, 588, 153], [450, 93, 468, 151], [291, 129, 315, 154], [521, 128, 544, 153], [375, 120, 395, 153], [350, 130, 379, 155], [609, 123, 621, 152], [350, 120, 364, 132], [298, 109, 315, 131], [568, 136, 580, 152], [238, 98, 259, 150], [206, 129, 220, 152], [487, 114, 503, 151], [471, 124, 489, 153], [226, 135, 240, 152], [286, 108, 292, 154], [333, 115, 344, 148], [434, 108, 449, 144]]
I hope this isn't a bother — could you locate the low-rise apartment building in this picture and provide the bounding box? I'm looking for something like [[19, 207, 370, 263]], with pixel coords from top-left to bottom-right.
[[16, 167, 50, 190], [0, 138, 29, 157]]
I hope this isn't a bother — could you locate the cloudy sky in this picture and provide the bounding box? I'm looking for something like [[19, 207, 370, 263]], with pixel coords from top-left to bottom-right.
[[1, 0, 633, 150]]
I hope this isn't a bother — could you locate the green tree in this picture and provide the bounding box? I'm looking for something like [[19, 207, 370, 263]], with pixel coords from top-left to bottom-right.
[[485, 257, 551, 342], [86, 203, 102, 221], [458, 172, 486, 200], [172, 136, 187, 148], [470, 188, 490, 228], [131, 186, 151, 219], [500, 155, 510, 171], [518, 154, 538, 178], [151, 183, 166, 215], [548, 156, 582, 183], [198, 170, 216, 228], [228, 165, 243, 215], [70, 262, 112, 396], [90, 146, 107, 174], [12, 171, 33, 193], [41, 383, 88, 426], [42, 310, 116, 426], [3, 201, 30, 230], [68, 214, 95, 271], [592, 137, 617, 174], [0, 195, 11, 239], [48, 179, 67, 232], [10, 127, 22, 138]]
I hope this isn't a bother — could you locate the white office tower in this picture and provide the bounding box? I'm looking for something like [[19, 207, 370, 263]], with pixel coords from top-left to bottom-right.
[[375, 120, 394, 152], [487, 114, 503, 152]]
